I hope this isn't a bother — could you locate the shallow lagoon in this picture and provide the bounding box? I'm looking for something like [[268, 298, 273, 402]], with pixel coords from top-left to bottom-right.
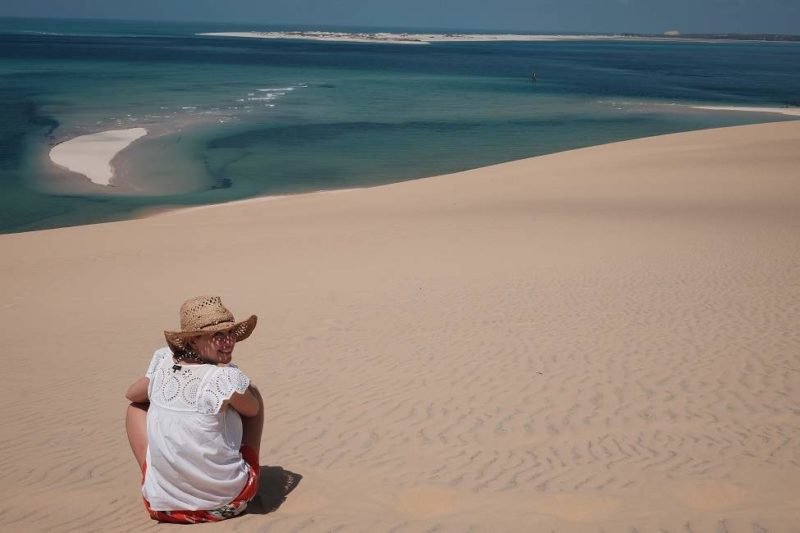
[[2, 18, 799, 232]]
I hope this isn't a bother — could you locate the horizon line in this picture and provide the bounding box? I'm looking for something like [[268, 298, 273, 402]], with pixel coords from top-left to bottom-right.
[[2, 15, 799, 39]]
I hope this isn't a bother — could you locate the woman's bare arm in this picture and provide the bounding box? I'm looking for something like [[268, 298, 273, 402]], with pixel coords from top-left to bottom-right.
[[227, 386, 260, 418], [126, 376, 150, 403]]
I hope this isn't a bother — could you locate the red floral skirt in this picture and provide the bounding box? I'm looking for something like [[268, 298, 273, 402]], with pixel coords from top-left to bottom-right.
[[142, 445, 260, 524]]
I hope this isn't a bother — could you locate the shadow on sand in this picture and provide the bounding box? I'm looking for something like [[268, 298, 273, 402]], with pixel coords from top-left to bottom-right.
[[246, 466, 303, 515]]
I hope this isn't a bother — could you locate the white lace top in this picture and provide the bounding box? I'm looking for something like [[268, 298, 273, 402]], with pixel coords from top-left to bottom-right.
[[142, 347, 252, 511]]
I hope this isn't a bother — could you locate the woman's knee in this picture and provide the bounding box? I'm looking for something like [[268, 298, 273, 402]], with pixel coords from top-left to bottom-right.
[[248, 385, 264, 415], [249, 384, 263, 401], [241, 386, 263, 452]]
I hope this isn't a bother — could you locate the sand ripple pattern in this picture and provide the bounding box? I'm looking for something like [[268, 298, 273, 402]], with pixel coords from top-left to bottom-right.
[[1, 122, 799, 531]]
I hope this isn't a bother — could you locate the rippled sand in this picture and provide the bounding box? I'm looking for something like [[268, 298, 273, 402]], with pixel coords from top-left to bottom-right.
[[1, 121, 799, 531]]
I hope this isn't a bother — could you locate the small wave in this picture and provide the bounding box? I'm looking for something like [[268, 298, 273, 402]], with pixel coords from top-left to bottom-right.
[[19, 30, 66, 36], [237, 83, 306, 107], [16, 30, 142, 38], [15, 29, 175, 39]]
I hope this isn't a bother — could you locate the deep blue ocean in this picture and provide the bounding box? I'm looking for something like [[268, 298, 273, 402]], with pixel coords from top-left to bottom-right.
[[2, 17, 799, 233]]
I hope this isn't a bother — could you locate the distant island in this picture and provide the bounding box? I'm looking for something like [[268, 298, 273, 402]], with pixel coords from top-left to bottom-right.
[[198, 30, 800, 44]]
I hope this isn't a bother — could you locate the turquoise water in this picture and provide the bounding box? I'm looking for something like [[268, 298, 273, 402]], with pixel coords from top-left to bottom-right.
[[2, 18, 799, 233]]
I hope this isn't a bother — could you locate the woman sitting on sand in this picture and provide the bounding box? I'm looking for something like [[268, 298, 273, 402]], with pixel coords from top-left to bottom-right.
[[125, 296, 263, 523]]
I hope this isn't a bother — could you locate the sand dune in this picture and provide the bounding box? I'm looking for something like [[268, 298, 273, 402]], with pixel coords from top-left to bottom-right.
[[1, 121, 799, 531]]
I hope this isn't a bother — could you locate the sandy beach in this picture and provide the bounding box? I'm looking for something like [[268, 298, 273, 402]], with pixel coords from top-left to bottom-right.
[[49, 127, 147, 186], [2, 121, 799, 531], [691, 105, 800, 117]]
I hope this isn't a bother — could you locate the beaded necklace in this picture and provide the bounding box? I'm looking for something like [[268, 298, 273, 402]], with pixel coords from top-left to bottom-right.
[[172, 350, 205, 371]]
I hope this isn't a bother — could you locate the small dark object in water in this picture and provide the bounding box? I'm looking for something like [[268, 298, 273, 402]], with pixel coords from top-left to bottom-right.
[[211, 177, 233, 189], [530, 72, 537, 82]]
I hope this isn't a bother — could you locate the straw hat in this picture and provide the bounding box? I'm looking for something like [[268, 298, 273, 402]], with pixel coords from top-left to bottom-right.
[[164, 296, 257, 354]]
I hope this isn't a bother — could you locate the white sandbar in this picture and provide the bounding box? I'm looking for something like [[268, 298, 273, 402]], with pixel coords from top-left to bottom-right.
[[49, 128, 147, 186], [199, 31, 674, 45]]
